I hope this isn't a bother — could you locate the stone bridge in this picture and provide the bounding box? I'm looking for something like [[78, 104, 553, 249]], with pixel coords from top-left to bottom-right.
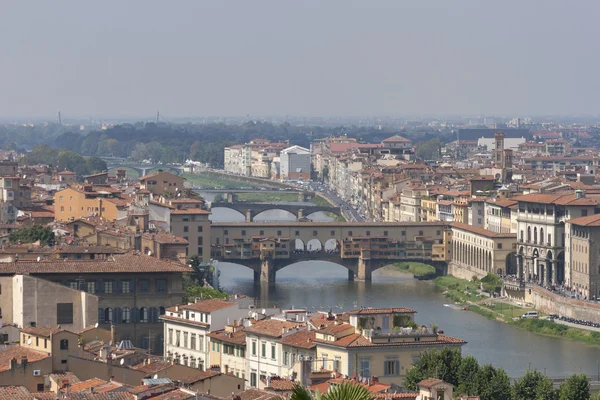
[[211, 202, 343, 222], [209, 221, 450, 282], [102, 158, 184, 177]]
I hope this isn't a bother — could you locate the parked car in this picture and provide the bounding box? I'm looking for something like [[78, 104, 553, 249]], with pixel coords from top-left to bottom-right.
[[521, 311, 539, 319]]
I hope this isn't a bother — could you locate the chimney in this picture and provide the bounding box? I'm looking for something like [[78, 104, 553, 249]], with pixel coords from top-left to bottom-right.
[[110, 324, 115, 345], [372, 376, 379, 383], [9, 357, 16, 370]]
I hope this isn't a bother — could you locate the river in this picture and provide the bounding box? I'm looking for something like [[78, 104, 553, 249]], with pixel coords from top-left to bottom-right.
[[200, 192, 600, 379]]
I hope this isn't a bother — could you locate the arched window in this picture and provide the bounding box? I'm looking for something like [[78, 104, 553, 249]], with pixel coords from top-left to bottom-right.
[[533, 227, 537, 244], [98, 308, 105, 324], [140, 307, 148, 323], [540, 228, 544, 245], [527, 227, 531, 242], [60, 339, 69, 350], [122, 308, 131, 323], [159, 306, 166, 315], [105, 308, 113, 323]]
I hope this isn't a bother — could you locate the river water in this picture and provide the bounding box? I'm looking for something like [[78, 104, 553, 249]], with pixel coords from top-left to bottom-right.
[[201, 192, 600, 379]]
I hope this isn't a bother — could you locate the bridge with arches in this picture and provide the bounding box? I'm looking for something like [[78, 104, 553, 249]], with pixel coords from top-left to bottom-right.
[[102, 158, 184, 177], [209, 221, 451, 282], [210, 202, 343, 222]]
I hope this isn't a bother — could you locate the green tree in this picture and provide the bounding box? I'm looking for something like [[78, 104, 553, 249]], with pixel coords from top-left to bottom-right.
[[186, 255, 215, 286], [473, 364, 511, 400], [512, 370, 557, 400], [290, 381, 374, 400], [558, 374, 589, 400], [415, 138, 441, 160], [9, 225, 55, 246], [456, 355, 480, 395], [85, 156, 108, 173], [403, 347, 462, 390]]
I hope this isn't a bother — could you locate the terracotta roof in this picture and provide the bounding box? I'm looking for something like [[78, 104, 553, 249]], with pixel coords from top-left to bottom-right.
[[262, 376, 295, 391], [512, 192, 600, 206], [487, 199, 518, 208], [0, 254, 193, 274], [0, 346, 50, 373], [58, 170, 76, 175], [31, 392, 58, 399], [451, 222, 517, 239], [178, 370, 220, 384], [21, 325, 64, 338], [49, 371, 81, 386], [145, 390, 195, 400], [142, 232, 188, 244], [418, 378, 445, 388], [130, 358, 172, 375], [346, 307, 416, 315], [244, 319, 304, 338], [236, 389, 282, 400], [54, 245, 128, 254], [178, 298, 236, 313], [208, 329, 247, 346], [68, 378, 108, 393], [382, 135, 411, 143], [139, 171, 181, 181], [170, 208, 211, 215], [373, 394, 419, 399], [0, 386, 34, 399], [315, 333, 466, 348], [567, 213, 600, 227], [277, 329, 316, 349]]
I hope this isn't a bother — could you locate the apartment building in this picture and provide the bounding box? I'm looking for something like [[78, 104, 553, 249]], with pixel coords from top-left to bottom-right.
[[399, 186, 426, 222], [0, 274, 98, 332], [170, 207, 211, 261], [208, 322, 247, 380], [565, 214, 600, 298], [485, 199, 518, 234], [280, 145, 311, 181], [514, 191, 600, 286], [161, 297, 255, 370], [139, 171, 184, 196], [54, 185, 128, 222]]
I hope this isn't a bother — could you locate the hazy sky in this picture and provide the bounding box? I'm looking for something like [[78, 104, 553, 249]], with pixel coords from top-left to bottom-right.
[[1, 1, 599, 118]]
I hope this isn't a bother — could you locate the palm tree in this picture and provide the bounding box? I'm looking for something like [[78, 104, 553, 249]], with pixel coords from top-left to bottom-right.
[[289, 381, 375, 400]]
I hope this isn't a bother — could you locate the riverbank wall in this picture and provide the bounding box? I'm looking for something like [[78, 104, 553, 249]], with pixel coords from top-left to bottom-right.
[[503, 283, 600, 324], [448, 262, 488, 281]]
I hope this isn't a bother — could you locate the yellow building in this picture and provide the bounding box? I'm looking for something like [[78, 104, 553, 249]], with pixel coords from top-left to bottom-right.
[[139, 171, 184, 196], [420, 197, 438, 222], [313, 308, 465, 385], [54, 186, 128, 222], [208, 323, 247, 380]]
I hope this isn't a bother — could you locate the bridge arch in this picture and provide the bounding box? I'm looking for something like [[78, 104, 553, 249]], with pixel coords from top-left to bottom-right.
[[253, 209, 298, 221], [306, 238, 323, 252], [208, 206, 246, 221]]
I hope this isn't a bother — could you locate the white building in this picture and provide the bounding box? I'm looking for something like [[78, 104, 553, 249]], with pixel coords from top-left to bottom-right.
[[244, 313, 308, 388], [161, 297, 253, 370], [279, 146, 311, 181]]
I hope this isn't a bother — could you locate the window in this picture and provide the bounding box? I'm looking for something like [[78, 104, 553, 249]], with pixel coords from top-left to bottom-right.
[[359, 358, 370, 377], [122, 308, 131, 323], [582, 210, 588, 217], [57, 303, 74, 324], [436, 230, 441, 236], [60, 339, 69, 350], [277, 230, 282, 236], [322, 353, 327, 369], [168, 329, 173, 345], [104, 308, 113, 323], [251, 372, 257, 387], [68, 281, 78, 289], [348, 231, 353, 237], [86, 281, 96, 294], [37, 383, 44, 392], [175, 331, 181, 347], [419, 230, 424, 236], [284, 351, 289, 366], [260, 230, 264, 236], [198, 237, 203, 245], [140, 307, 148, 323], [252, 341, 257, 356], [197, 226, 203, 233], [60, 206, 64, 212], [271, 344, 276, 360], [197, 247, 203, 256], [261, 342, 266, 358], [498, 243, 503, 249], [140, 280, 149, 292], [104, 281, 113, 294], [366, 231, 370, 236], [190, 334, 196, 350], [384, 359, 399, 376], [224, 230, 228, 235], [184, 226, 189, 232], [295, 230, 300, 236], [241, 230, 246, 236], [384, 231, 388, 237], [330, 230, 335, 236], [334, 356, 341, 371], [121, 280, 131, 294], [157, 279, 167, 292], [313, 230, 318, 236], [183, 332, 188, 348]]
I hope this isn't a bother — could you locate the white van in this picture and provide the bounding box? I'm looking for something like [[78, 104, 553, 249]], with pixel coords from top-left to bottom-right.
[[521, 311, 539, 319]]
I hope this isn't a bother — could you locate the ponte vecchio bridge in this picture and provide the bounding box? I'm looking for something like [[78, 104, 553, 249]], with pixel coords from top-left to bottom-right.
[[209, 221, 451, 282]]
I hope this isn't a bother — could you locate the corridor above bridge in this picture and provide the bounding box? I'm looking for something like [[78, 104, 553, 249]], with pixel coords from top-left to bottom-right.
[[209, 221, 452, 282], [210, 202, 343, 222]]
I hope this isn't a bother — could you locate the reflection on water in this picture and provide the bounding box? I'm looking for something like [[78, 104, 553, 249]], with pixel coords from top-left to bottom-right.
[[219, 261, 600, 379], [205, 199, 600, 378]]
